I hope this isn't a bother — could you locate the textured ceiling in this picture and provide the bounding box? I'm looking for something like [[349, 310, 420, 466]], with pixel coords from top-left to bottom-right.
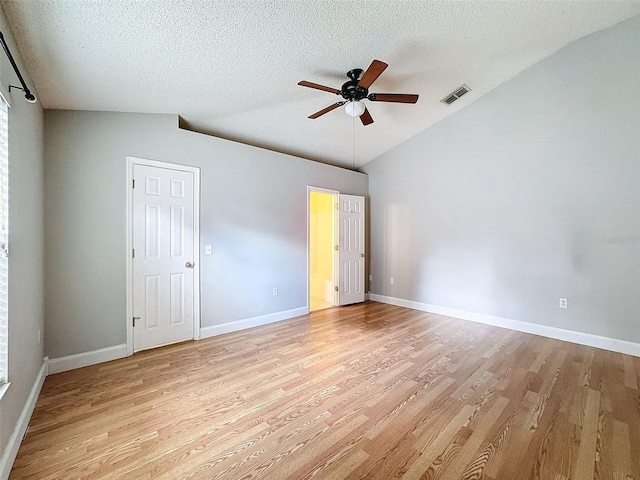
[[3, 1, 640, 169]]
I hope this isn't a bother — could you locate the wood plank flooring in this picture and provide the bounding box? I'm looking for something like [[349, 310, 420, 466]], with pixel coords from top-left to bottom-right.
[[10, 301, 640, 479]]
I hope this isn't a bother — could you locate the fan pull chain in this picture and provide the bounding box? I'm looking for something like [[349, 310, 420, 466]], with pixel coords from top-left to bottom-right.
[[352, 113, 356, 168]]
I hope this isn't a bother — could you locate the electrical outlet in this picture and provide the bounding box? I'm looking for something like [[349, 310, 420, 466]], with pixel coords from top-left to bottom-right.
[[389, 277, 394, 285], [559, 298, 567, 309], [273, 288, 278, 296], [369, 274, 373, 281]]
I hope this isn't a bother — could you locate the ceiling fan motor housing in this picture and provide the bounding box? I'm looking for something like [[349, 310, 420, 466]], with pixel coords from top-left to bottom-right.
[[341, 69, 368, 101]]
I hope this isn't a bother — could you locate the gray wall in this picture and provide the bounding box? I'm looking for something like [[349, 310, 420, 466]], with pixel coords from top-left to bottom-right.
[[0, 5, 45, 464], [44, 111, 367, 359], [362, 16, 640, 342]]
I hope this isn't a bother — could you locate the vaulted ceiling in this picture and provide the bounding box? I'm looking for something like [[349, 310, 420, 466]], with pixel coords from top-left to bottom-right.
[[3, 1, 640, 169]]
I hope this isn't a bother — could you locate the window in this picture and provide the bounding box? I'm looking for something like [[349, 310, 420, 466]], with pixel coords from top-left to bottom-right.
[[0, 95, 8, 384]]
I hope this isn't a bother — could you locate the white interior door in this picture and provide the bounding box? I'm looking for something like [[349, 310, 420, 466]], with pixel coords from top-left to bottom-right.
[[338, 194, 365, 306], [133, 164, 195, 351]]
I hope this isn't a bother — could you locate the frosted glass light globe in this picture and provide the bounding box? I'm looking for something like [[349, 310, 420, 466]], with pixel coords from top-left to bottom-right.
[[344, 100, 366, 117]]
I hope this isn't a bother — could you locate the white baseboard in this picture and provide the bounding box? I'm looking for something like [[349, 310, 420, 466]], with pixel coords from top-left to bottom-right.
[[0, 359, 48, 480], [369, 294, 640, 357], [200, 306, 309, 339], [48, 344, 128, 375], [48, 308, 312, 373]]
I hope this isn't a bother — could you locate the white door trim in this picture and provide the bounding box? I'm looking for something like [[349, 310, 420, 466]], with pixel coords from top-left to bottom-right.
[[126, 156, 201, 356], [307, 186, 339, 312]]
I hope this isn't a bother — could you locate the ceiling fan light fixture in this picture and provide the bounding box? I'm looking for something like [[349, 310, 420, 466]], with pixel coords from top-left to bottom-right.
[[344, 100, 366, 117], [299, 60, 418, 125]]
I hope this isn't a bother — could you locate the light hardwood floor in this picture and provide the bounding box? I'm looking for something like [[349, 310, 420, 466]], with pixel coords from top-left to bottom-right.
[[11, 301, 640, 479]]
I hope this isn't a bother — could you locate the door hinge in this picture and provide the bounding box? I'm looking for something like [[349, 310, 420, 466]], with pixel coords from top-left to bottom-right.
[[133, 316, 139, 327], [335, 203, 339, 210], [335, 286, 339, 292], [132, 248, 135, 258], [335, 245, 339, 251], [132, 179, 135, 188]]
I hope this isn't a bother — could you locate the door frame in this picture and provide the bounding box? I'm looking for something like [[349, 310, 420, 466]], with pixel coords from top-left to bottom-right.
[[307, 186, 339, 312], [125, 156, 201, 356]]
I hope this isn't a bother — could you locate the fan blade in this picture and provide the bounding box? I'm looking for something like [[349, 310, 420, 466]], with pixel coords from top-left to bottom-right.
[[357, 60, 388, 89], [308, 102, 343, 119], [298, 81, 340, 95], [368, 93, 419, 104], [360, 107, 374, 126]]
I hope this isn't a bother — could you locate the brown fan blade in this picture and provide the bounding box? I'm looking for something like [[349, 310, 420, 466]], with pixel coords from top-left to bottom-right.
[[308, 102, 343, 119], [357, 60, 388, 89], [298, 81, 340, 95], [368, 93, 419, 104], [360, 107, 374, 126]]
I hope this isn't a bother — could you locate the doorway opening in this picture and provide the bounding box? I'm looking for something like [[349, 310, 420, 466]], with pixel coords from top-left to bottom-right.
[[308, 188, 338, 311]]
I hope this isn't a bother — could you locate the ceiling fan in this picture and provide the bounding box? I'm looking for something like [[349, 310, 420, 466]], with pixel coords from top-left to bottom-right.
[[298, 59, 418, 126]]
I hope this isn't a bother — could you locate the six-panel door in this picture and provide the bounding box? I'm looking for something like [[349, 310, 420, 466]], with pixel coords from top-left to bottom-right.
[[338, 194, 365, 306], [133, 164, 195, 351]]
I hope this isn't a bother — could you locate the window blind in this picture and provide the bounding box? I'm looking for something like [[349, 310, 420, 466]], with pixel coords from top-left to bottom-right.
[[0, 96, 8, 383]]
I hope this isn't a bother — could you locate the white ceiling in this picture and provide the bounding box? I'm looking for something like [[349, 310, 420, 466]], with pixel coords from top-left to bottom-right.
[[3, 1, 640, 169]]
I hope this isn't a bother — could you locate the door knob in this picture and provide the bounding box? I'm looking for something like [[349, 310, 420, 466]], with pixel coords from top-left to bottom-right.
[[185, 262, 194, 268]]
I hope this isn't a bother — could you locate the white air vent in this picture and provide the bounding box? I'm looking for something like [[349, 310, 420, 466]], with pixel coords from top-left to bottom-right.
[[441, 84, 471, 106]]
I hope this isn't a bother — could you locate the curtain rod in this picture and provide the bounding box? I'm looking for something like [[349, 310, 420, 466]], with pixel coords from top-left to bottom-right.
[[0, 30, 37, 103]]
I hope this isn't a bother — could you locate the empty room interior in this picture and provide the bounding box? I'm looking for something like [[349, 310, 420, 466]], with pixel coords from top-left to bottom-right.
[[1, 1, 639, 479]]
